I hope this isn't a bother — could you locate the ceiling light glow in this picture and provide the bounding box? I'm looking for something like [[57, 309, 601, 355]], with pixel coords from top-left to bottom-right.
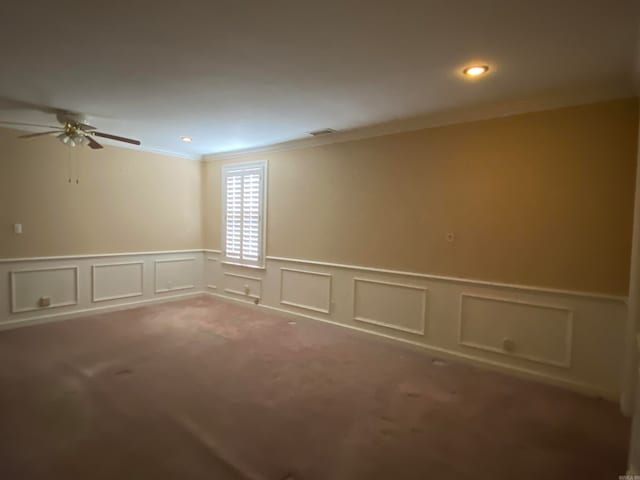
[[463, 65, 490, 77], [181, 136, 193, 142]]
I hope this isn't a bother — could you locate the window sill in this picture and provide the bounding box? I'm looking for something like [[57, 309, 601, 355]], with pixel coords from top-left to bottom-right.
[[221, 261, 266, 270]]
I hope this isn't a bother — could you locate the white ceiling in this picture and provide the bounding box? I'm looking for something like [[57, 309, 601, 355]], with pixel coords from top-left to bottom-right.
[[0, 0, 638, 158]]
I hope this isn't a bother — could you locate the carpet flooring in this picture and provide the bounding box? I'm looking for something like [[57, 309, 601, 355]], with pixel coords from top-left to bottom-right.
[[0, 296, 629, 479]]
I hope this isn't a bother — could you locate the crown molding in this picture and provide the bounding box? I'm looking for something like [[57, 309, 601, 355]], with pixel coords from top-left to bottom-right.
[[203, 86, 636, 162], [98, 140, 202, 161]]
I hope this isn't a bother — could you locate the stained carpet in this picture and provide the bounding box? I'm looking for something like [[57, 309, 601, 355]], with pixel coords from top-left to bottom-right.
[[0, 296, 629, 479]]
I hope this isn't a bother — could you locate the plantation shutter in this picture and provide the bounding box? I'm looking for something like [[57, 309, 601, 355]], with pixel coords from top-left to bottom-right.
[[222, 161, 265, 266]]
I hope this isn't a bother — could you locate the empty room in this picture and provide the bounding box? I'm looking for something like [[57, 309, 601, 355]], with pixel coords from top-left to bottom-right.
[[1, 1, 640, 479]]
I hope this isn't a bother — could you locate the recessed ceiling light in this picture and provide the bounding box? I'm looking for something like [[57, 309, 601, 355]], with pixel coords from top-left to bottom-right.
[[181, 136, 192, 142], [463, 65, 490, 77]]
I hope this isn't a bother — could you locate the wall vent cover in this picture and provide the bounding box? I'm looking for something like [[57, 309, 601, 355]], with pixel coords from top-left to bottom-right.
[[309, 128, 337, 136]]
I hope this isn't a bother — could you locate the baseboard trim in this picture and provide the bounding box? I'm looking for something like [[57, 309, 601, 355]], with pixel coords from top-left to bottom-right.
[[206, 291, 618, 401], [0, 292, 203, 332], [0, 286, 619, 402]]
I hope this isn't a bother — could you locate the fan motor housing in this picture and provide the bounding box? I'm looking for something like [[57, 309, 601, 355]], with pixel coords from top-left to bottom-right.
[[56, 111, 88, 126]]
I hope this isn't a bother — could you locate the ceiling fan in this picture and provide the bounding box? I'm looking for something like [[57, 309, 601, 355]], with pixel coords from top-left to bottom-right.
[[0, 111, 141, 150]]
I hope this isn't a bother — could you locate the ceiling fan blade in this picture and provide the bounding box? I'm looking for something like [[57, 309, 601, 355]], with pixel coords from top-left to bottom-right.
[[86, 135, 103, 149], [93, 131, 140, 146], [0, 121, 61, 129], [0, 97, 61, 115], [18, 130, 63, 139], [79, 122, 97, 131]]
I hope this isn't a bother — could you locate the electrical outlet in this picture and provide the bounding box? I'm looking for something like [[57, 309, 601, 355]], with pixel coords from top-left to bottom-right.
[[39, 296, 51, 307], [244, 284, 250, 295]]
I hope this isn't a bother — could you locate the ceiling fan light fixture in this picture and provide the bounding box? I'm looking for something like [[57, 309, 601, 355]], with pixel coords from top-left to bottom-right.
[[11, 112, 140, 149]]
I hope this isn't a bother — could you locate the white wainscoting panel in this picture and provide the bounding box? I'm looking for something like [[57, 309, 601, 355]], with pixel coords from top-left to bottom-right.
[[1, 251, 205, 329], [206, 257, 218, 290], [0, 249, 629, 401], [280, 268, 332, 314], [92, 262, 144, 303], [10, 266, 79, 313], [353, 277, 427, 335], [223, 272, 262, 299], [154, 258, 196, 294], [458, 293, 573, 368]]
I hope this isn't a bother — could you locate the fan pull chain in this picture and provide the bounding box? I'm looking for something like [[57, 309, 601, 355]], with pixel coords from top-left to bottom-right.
[[67, 147, 72, 183], [66, 147, 81, 184], [75, 148, 80, 184]]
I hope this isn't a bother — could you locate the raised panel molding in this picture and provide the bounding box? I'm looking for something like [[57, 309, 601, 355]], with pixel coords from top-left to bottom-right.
[[458, 293, 574, 368], [206, 257, 218, 290], [352, 277, 427, 335], [279, 267, 332, 314], [10, 266, 79, 313], [223, 272, 262, 299], [91, 261, 144, 303], [154, 258, 196, 294], [0, 251, 625, 400]]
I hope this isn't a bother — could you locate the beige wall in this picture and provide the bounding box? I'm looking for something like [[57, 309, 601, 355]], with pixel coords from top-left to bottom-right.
[[203, 98, 639, 295], [0, 128, 202, 257], [2, 99, 637, 294]]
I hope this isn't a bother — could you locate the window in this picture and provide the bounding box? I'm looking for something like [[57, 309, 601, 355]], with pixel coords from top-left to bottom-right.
[[221, 160, 266, 267]]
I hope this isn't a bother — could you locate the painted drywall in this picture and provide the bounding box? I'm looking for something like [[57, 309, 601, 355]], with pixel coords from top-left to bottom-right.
[[624, 104, 640, 479], [203, 98, 639, 295], [0, 128, 203, 257], [623, 100, 640, 417]]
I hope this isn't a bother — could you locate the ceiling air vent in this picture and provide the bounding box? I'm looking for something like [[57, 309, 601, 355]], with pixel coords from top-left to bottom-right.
[[309, 128, 337, 137]]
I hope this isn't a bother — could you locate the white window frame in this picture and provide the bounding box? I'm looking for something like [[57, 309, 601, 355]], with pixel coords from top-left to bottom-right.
[[221, 160, 267, 268]]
